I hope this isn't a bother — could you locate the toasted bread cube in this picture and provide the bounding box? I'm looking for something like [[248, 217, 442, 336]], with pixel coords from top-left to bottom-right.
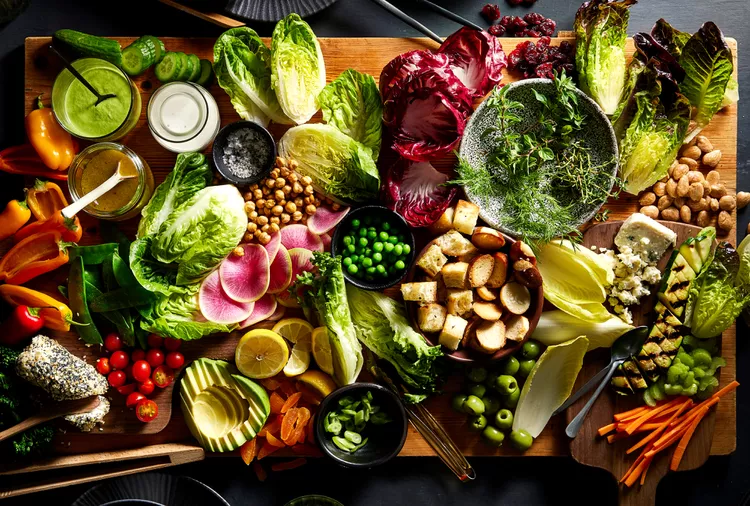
[[416, 244, 448, 278], [447, 289, 473, 317], [418, 304, 447, 333], [471, 227, 506, 250], [486, 252, 509, 288], [453, 200, 480, 235], [442, 262, 469, 289], [437, 230, 477, 257], [400, 282, 438, 303], [469, 254, 495, 287], [429, 206, 455, 235], [458, 249, 481, 263], [439, 314, 469, 350]]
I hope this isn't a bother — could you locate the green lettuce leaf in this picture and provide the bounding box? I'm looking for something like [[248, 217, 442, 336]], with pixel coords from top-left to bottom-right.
[[271, 13, 326, 125], [346, 285, 442, 399], [651, 19, 690, 57], [317, 69, 383, 160], [213, 27, 291, 126], [139, 288, 233, 341], [278, 124, 380, 204]]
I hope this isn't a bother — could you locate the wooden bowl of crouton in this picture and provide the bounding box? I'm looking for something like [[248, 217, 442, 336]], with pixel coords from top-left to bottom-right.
[[400, 200, 544, 363]]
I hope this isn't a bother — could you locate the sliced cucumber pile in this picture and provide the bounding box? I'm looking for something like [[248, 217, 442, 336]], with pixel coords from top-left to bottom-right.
[[121, 35, 166, 76], [154, 51, 213, 86]]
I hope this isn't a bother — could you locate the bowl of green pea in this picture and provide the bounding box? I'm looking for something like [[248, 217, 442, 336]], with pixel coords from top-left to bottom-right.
[[331, 205, 416, 290]]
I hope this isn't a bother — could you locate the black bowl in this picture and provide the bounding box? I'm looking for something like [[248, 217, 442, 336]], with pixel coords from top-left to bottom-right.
[[315, 383, 407, 469], [211, 120, 276, 185], [330, 205, 416, 291]]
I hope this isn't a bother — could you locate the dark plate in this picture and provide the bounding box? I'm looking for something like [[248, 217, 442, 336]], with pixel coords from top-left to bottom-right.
[[212, 120, 276, 186], [224, 0, 340, 22], [72, 473, 230, 506]]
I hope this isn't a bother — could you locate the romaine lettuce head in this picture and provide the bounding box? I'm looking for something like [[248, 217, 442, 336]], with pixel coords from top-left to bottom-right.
[[278, 124, 380, 204], [139, 288, 233, 341], [213, 27, 291, 126], [651, 19, 690, 57], [271, 13, 326, 125], [317, 69, 383, 160]]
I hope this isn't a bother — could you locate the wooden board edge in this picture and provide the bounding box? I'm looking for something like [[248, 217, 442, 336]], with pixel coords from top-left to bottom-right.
[[158, 0, 245, 28]]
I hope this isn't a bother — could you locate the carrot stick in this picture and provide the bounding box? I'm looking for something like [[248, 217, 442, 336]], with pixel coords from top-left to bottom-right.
[[620, 453, 644, 483], [658, 403, 712, 448], [670, 409, 706, 471], [614, 405, 649, 422], [625, 455, 651, 487], [598, 423, 616, 436], [626, 397, 684, 435], [640, 457, 653, 486], [607, 432, 630, 444], [626, 399, 692, 455]]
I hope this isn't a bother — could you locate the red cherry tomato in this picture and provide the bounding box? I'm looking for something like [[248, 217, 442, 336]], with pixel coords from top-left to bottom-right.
[[165, 352, 185, 370], [117, 383, 137, 396], [104, 332, 123, 352], [96, 357, 111, 375], [163, 337, 182, 352], [126, 392, 147, 408], [135, 399, 158, 422], [138, 379, 155, 396], [146, 348, 164, 368], [110, 350, 129, 370], [108, 370, 127, 388], [131, 349, 146, 362], [132, 360, 152, 383], [147, 334, 163, 349], [152, 365, 175, 388]]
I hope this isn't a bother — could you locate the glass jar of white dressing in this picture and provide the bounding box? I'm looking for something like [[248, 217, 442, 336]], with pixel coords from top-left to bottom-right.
[[147, 81, 220, 153]]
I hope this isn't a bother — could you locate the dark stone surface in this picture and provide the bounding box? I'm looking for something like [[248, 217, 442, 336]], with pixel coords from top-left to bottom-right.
[[0, 0, 747, 504]]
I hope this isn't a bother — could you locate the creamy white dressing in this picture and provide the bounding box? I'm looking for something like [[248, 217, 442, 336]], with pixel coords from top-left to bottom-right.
[[147, 82, 220, 153]]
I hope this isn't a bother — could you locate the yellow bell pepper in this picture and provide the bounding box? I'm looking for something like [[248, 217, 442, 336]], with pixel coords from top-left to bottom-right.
[[0, 284, 74, 332], [0, 199, 31, 240], [26, 179, 69, 221], [25, 95, 77, 171]]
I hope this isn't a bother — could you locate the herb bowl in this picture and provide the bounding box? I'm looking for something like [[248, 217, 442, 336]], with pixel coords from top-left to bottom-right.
[[315, 383, 408, 469], [211, 120, 276, 185], [331, 205, 416, 291]]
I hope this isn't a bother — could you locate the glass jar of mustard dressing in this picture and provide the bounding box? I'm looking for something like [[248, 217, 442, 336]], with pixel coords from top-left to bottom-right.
[[68, 143, 154, 221]]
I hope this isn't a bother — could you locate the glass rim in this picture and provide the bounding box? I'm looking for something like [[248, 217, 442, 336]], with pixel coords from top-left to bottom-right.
[[147, 81, 212, 144]]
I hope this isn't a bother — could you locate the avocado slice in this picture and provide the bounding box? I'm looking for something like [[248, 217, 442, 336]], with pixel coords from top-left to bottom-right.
[[180, 358, 270, 452]]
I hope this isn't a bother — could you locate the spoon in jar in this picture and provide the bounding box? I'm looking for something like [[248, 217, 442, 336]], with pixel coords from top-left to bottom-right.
[[49, 45, 116, 106], [62, 161, 137, 219]]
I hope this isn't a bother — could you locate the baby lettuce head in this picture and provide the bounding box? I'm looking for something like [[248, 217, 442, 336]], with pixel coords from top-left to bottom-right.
[[271, 13, 326, 125], [213, 28, 292, 127]]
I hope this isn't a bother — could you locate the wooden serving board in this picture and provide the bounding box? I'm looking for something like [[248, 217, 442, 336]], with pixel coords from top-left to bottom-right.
[[11, 35, 736, 484]]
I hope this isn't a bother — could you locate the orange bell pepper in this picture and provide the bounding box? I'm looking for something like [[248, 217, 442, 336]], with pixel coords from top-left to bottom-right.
[[0, 144, 68, 181], [0, 285, 74, 332], [0, 230, 71, 285], [0, 199, 31, 240], [14, 210, 82, 243], [26, 179, 69, 221], [25, 95, 77, 171]]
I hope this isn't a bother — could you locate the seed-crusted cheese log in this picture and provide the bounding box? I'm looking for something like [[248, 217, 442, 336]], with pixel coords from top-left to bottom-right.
[[64, 395, 111, 432], [16, 335, 108, 401]]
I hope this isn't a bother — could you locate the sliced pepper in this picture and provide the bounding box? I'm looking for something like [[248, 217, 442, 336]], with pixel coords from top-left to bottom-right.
[[14, 209, 81, 243], [25, 95, 77, 171], [0, 230, 71, 285], [0, 284, 74, 332], [26, 179, 69, 221], [0, 144, 68, 181], [0, 198, 31, 240]]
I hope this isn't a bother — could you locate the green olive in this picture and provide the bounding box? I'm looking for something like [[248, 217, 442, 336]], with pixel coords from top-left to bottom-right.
[[468, 415, 488, 432], [509, 429, 534, 452], [504, 387, 521, 409], [518, 359, 536, 378], [495, 375, 518, 396], [521, 340, 542, 360], [467, 367, 488, 383], [500, 356, 520, 376], [481, 426, 505, 447], [451, 394, 468, 413], [485, 372, 499, 389], [481, 395, 501, 416], [468, 383, 487, 399], [494, 409, 514, 430], [462, 395, 485, 416]]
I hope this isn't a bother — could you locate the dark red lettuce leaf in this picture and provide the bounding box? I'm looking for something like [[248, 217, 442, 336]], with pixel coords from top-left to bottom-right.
[[437, 27, 507, 98], [379, 50, 453, 101], [384, 158, 458, 228]]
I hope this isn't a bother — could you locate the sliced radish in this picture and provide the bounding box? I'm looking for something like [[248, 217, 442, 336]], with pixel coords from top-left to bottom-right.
[[280, 224, 323, 252], [219, 244, 269, 303], [307, 206, 350, 235], [320, 233, 332, 252], [239, 294, 278, 328], [264, 232, 281, 262], [266, 304, 287, 322], [276, 248, 315, 308], [267, 245, 293, 295], [199, 270, 254, 324]]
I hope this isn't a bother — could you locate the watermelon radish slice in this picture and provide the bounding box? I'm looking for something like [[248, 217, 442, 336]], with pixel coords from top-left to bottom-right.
[[219, 244, 269, 302], [266, 304, 287, 322], [267, 245, 293, 294], [280, 224, 323, 252], [307, 206, 350, 235], [276, 248, 315, 308], [320, 233, 331, 252], [199, 270, 254, 324], [264, 232, 281, 262], [239, 294, 278, 328]]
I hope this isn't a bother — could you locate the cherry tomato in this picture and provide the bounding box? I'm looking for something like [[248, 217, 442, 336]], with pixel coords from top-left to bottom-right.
[[135, 399, 158, 422], [163, 337, 182, 352], [123, 363, 134, 381], [131, 349, 146, 362], [95, 357, 111, 375], [132, 360, 152, 383], [110, 350, 129, 370], [146, 348, 164, 368], [117, 383, 137, 396], [166, 352, 185, 369], [108, 370, 127, 388], [147, 334, 163, 349], [126, 392, 147, 409], [152, 365, 175, 388], [138, 379, 155, 396], [104, 332, 123, 352]]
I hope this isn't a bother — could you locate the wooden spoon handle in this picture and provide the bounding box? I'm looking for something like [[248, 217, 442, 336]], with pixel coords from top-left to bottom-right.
[[0, 412, 58, 443]]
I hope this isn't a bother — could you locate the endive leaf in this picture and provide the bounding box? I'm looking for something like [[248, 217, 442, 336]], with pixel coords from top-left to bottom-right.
[[533, 310, 634, 351]]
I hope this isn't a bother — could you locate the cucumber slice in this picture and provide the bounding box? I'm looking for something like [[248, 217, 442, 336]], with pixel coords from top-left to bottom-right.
[[154, 52, 182, 83], [174, 52, 192, 82], [121, 41, 156, 76], [187, 54, 202, 82], [195, 59, 214, 87], [140, 35, 166, 63]]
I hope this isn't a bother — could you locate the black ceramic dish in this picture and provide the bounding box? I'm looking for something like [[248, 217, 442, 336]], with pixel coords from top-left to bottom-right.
[[315, 383, 408, 469], [223, 0, 340, 22], [330, 205, 416, 291], [72, 473, 229, 506], [211, 120, 276, 185]]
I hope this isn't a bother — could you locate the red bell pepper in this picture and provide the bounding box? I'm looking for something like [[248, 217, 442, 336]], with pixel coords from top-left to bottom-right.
[[0, 306, 45, 345], [0, 230, 71, 285]]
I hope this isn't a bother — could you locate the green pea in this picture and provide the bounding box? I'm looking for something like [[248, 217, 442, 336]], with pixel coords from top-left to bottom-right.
[[382, 222, 391, 231], [521, 340, 542, 360], [346, 244, 356, 254], [343, 236, 353, 246], [350, 255, 359, 263], [501, 356, 520, 376], [481, 426, 505, 447], [504, 386, 521, 409], [362, 257, 373, 268], [468, 383, 486, 399], [365, 248, 372, 256], [495, 375, 518, 396], [395, 260, 406, 270], [518, 359, 536, 378], [379, 231, 390, 241], [467, 367, 488, 383], [376, 265, 386, 275], [494, 409, 513, 430], [359, 237, 368, 247], [347, 264, 358, 275], [366, 266, 377, 275], [367, 230, 377, 240], [509, 429, 533, 452], [373, 252, 383, 263], [384, 242, 395, 253], [482, 395, 501, 416], [462, 395, 485, 416], [351, 219, 361, 228], [468, 415, 488, 432], [452, 394, 468, 413], [359, 228, 368, 237], [393, 244, 403, 256], [373, 242, 384, 253], [343, 257, 352, 267], [388, 236, 399, 244], [402, 244, 411, 255]]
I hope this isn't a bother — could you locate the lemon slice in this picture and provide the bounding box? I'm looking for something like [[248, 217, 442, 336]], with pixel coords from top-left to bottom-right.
[[297, 370, 337, 399], [235, 329, 289, 379], [311, 326, 334, 376], [272, 318, 313, 352], [284, 345, 311, 377]]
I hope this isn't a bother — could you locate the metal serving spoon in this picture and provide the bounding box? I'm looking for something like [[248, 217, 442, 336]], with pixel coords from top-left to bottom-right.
[[562, 326, 649, 438], [62, 161, 137, 219], [49, 45, 116, 106]]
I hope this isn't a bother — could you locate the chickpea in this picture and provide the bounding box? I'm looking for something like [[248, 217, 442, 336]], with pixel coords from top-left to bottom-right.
[[274, 178, 284, 189], [265, 199, 275, 209], [244, 232, 254, 242], [304, 185, 314, 196], [269, 169, 280, 179], [254, 229, 263, 239], [276, 157, 287, 168], [250, 184, 259, 191], [257, 215, 269, 226], [313, 197, 321, 207], [243, 191, 254, 201], [253, 189, 263, 200], [272, 205, 284, 215], [244, 201, 256, 214], [289, 159, 299, 170], [292, 211, 303, 221], [304, 196, 314, 205], [301, 175, 313, 186], [259, 233, 272, 245], [305, 204, 317, 215], [294, 197, 304, 207], [283, 185, 292, 195], [270, 216, 280, 225], [261, 224, 270, 233], [280, 167, 290, 178], [265, 178, 276, 188], [332, 202, 341, 211], [262, 186, 271, 196], [256, 198, 265, 209], [285, 202, 297, 213], [274, 189, 285, 201], [281, 213, 291, 224], [269, 223, 280, 233], [262, 207, 271, 216], [288, 172, 299, 183], [292, 182, 303, 194], [249, 211, 259, 220], [247, 222, 258, 233]]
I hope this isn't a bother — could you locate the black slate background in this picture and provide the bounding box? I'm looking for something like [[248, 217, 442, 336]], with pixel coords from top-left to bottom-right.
[[0, 0, 747, 504]]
